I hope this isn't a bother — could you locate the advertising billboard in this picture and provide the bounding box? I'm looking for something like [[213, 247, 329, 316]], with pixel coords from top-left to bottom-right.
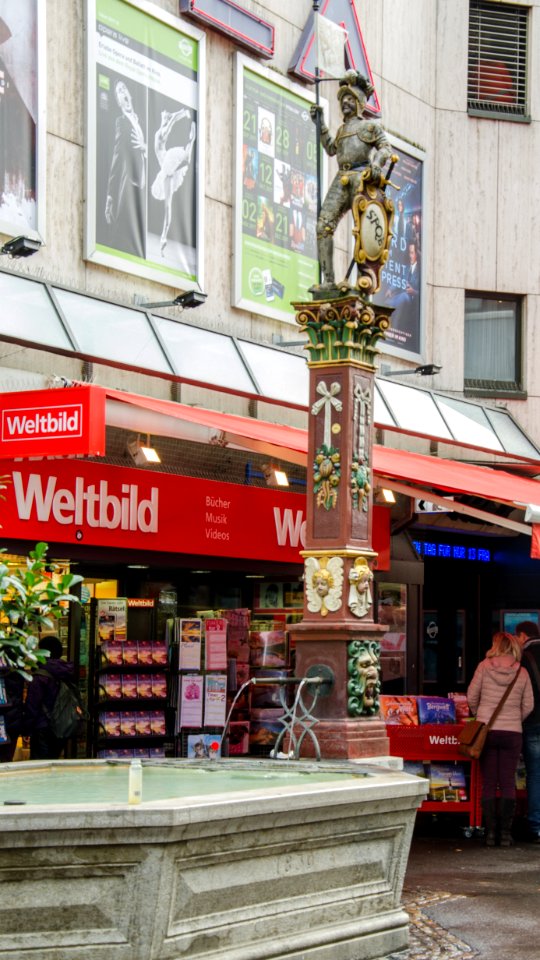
[[0, 0, 45, 241], [372, 135, 425, 358], [85, 0, 205, 288], [233, 54, 326, 323]]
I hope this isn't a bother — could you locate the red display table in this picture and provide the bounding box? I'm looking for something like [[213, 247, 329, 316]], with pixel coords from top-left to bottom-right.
[[385, 723, 481, 834]]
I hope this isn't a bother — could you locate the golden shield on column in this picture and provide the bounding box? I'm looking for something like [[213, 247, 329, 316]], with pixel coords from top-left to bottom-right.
[[352, 180, 395, 296]]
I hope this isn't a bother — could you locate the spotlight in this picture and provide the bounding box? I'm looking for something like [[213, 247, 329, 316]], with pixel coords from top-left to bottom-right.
[[127, 435, 161, 466], [262, 463, 289, 487], [134, 290, 207, 310], [0, 236, 42, 258], [375, 487, 396, 505]]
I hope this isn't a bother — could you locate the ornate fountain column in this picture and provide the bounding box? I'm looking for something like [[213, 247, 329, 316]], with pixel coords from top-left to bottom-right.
[[289, 295, 393, 759], [288, 69, 398, 759]]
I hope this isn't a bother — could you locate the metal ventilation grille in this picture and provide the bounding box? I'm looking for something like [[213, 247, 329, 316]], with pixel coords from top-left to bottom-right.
[[468, 1, 528, 117]]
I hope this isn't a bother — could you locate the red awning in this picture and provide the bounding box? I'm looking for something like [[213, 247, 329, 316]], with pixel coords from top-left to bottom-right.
[[373, 445, 540, 507], [103, 386, 309, 466], [103, 385, 540, 509]]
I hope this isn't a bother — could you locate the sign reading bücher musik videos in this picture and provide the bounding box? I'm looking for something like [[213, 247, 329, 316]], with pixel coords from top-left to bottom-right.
[[233, 55, 326, 323]]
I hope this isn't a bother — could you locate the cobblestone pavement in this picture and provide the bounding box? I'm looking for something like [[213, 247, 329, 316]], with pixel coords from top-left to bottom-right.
[[386, 889, 479, 960]]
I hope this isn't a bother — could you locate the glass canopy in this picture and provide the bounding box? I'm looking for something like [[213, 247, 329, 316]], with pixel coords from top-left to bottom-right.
[[1, 268, 539, 463]]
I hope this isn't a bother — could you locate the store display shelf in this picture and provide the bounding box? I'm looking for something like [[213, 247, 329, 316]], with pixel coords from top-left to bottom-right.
[[420, 801, 470, 814], [385, 722, 480, 831], [97, 697, 168, 706]]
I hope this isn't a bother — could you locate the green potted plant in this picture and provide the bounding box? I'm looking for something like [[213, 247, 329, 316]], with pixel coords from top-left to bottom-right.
[[0, 541, 82, 677]]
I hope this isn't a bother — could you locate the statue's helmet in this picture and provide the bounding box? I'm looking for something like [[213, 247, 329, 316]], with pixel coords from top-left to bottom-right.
[[337, 71, 374, 110]]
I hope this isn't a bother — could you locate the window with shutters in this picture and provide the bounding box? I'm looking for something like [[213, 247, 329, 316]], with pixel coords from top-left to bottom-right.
[[464, 293, 524, 396], [468, 1, 529, 119]]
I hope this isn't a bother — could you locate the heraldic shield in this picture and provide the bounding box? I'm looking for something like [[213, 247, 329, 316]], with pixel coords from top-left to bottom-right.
[[351, 157, 398, 297]]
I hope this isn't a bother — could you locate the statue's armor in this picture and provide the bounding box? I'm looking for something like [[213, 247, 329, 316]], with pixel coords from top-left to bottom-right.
[[321, 117, 390, 170]]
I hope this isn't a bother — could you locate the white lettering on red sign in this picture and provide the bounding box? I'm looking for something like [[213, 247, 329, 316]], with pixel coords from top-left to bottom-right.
[[12, 472, 158, 533], [2, 405, 83, 441], [428, 735, 459, 745], [273, 507, 306, 548]]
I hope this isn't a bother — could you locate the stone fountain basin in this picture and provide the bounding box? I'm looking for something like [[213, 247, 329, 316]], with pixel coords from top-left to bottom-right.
[[0, 758, 427, 960]]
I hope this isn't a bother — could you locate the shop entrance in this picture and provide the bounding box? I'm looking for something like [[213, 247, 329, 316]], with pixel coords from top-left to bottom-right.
[[421, 556, 482, 696]]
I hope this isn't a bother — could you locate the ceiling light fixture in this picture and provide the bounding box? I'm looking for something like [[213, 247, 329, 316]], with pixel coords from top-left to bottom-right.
[[127, 434, 161, 466], [262, 463, 289, 487]]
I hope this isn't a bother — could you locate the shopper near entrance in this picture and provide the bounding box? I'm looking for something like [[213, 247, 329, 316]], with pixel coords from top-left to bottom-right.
[[24, 635, 75, 760], [516, 620, 540, 842], [467, 631, 533, 846]]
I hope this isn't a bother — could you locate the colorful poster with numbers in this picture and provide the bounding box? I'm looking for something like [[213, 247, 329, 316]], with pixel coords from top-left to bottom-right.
[[234, 54, 326, 323]]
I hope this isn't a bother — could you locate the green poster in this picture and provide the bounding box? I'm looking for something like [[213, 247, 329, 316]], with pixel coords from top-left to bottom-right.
[[236, 64, 320, 320]]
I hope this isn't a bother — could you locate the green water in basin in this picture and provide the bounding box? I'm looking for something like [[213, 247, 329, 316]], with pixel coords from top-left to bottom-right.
[[0, 761, 367, 806]]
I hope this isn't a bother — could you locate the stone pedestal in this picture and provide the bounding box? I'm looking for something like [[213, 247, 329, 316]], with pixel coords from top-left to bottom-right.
[[290, 295, 394, 760]]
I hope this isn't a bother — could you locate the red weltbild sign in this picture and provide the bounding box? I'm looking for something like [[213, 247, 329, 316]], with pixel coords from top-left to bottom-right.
[[0, 386, 106, 459]]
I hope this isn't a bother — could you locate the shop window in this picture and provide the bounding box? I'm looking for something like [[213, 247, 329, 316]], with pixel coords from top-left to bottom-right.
[[464, 293, 523, 395], [468, 1, 529, 119]]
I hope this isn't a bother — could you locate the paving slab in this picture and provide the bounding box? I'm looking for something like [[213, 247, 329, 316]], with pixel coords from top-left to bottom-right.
[[384, 831, 540, 960]]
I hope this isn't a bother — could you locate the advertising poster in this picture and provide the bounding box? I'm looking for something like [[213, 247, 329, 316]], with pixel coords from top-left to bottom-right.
[[178, 618, 202, 671], [179, 673, 204, 728], [204, 674, 227, 727], [86, 0, 204, 287], [234, 54, 325, 322], [0, 0, 45, 239], [97, 598, 128, 643], [372, 136, 425, 357], [204, 618, 227, 671]]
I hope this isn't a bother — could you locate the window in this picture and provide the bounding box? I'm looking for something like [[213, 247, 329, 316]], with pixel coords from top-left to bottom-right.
[[468, 1, 529, 119], [464, 294, 523, 394]]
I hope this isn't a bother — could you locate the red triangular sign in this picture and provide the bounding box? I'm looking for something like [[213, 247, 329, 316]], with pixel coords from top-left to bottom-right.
[[289, 0, 381, 117]]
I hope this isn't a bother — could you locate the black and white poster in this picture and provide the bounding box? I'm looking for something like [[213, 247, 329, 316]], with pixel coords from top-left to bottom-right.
[[0, 0, 44, 240], [86, 0, 204, 288]]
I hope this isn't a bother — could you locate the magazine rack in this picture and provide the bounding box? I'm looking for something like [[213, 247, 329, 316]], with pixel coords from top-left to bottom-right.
[[89, 599, 173, 759], [386, 723, 481, 835]]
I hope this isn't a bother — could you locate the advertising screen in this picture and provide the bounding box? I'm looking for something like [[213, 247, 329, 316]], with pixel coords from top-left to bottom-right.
[[234, 54, 326, 322], [85, 0, 204, 288], [0, 0, 45, 240], [372, 136, 425, 358]]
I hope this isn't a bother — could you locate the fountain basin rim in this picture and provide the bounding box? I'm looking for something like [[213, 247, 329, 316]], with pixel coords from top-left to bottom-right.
[[0, 758, 427, 827]]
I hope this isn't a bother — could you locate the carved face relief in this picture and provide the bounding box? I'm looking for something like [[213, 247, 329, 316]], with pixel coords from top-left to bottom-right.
[[348, 557, 374, 618], [305, 555, 344, 617], [356, 642, 379, 711]]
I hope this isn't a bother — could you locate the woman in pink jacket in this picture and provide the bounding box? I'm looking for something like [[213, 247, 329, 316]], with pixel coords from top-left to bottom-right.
[[467, 631, 533, 846]]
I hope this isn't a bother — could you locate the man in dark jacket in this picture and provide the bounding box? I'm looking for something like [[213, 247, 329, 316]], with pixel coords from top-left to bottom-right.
[[24, 635, 75, 760], [0, 669, 24, 762], [517, 621, 540, 842]]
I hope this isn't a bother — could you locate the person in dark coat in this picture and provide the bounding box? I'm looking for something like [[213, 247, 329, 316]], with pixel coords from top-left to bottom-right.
[[24, 635, 75, 760], [517, 621, 540, 842], [0, 668, 25, 762]]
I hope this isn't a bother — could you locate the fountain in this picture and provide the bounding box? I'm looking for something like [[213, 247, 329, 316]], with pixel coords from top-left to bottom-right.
[[0, 756, 426, 960], [0, 67, 430, 960]]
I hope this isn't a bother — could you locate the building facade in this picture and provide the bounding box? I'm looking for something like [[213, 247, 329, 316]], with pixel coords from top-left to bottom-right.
[[1, 0, 540, 723]]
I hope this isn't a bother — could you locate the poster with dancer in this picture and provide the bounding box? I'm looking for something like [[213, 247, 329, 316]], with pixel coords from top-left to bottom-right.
[[0, 0, 45, 240], [372, 135, 425, 358], [233, 54, 326, 323], [85, 0, 204, 288]]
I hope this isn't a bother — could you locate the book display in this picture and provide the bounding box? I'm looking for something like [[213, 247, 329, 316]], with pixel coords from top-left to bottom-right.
[[169, 606, 293, 758], [383, 693, 480, 835], [90, 599, 171, 759]]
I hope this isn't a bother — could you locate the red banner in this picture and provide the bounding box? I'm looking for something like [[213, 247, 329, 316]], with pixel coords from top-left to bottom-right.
[[0, 387, 106, 459], [0, 459, 390, 568]]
